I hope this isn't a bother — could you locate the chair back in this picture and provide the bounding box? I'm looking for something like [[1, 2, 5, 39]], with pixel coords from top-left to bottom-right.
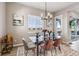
[[44, 40, 53, 50], [6, 33, 13, 44], [53, 39, 61, 47], [22, 39, 28, 50]]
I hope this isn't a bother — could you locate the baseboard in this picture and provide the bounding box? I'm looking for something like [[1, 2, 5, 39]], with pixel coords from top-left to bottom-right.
[[13, 43, 23, 47]]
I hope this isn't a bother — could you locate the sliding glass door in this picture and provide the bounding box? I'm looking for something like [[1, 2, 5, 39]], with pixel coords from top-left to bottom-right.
[[69, 18, 79, 41]]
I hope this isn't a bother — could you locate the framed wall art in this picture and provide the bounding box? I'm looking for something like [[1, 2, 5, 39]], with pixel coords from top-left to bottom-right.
[[12, 14, 24, 26]]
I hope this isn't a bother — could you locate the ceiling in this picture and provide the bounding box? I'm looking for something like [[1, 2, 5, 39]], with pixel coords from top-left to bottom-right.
[[18, 2, 77, 12]]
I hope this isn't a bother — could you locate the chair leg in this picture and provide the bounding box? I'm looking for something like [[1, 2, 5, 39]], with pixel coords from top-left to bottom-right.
[[51, 49, 53, 56], [58, 46, 61, 52], [51, 47, 54, 56], [32, 48, 35, 56], [44, 50, 46, 56], [43, 48, 45, 56], [40, 48, 42, 56], [25, 50, 28, 56], [54, 47, 57, 55]]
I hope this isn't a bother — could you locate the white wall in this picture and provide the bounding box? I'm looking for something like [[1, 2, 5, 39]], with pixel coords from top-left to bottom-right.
[[54, 13, 69, 42], [55, 3, 79, 16], [55, 3, 79, 42], [0, 2, 6, 38], [0, 2, 6, 55], [6, 2, 50, 45]]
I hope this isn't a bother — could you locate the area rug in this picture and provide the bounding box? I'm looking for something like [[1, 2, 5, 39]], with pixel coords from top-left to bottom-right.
[[16, 45, 79, 56]]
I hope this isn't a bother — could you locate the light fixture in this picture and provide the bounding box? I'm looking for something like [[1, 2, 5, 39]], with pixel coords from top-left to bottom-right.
[[41, 2, 53, 20]]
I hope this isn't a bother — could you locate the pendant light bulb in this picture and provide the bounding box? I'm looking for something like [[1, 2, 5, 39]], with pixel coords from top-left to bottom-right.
[[41, 13, 43, 17], [47, 12, 50, 16]]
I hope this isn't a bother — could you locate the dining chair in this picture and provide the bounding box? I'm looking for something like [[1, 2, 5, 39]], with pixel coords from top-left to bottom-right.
[[22, 38, 36, 56], [40, 40, 54, 56], [53, 39, 62, 55]]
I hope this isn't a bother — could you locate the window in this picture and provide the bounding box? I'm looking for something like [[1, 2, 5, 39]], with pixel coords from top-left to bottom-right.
[[56, 18, 61, 29], [28, 15, 44, 30], [55, 18, 62, 36]]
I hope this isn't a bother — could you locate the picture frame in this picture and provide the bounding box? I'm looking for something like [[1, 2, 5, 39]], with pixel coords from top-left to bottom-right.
[[12, 14, 24, 26]]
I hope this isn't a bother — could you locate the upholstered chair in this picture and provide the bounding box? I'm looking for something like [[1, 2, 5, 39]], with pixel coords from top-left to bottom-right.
[[53, 39, 62, 54], [40, 40, 54, 56], [22, 38, 36, 56]]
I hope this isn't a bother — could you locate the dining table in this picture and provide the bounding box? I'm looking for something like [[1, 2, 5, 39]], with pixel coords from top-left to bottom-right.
[[29, 34, 44, 56]]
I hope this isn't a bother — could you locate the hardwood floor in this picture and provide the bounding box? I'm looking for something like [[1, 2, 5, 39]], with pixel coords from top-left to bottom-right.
[[2, 44, 79, 56], [2, 47, 17, 56], [70, 40, 79, 51]]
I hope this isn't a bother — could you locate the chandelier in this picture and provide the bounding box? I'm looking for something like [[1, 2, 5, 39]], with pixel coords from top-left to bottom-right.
[[41, 2, 53, 20]]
